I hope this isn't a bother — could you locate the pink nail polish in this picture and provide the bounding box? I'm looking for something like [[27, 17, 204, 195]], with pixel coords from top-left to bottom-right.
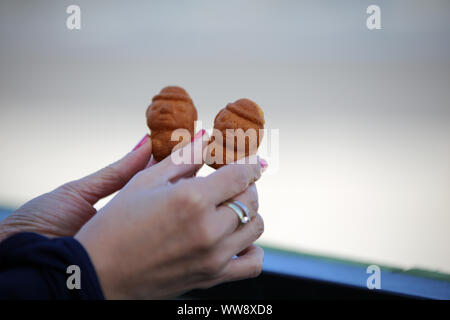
[[132, 135, 149, 151], [191, 129, 206, 142], [259, 158, 268, 172]]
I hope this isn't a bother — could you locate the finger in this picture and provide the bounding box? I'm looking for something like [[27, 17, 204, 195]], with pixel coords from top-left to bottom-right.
[[65, 135, 151, 205], [220, 213, 264, 259], [139, 130, 208, 187], [214, 183, 259, 235], [165, 129, 208, 183], [236, 245, 254, 257], [168, 131, 208, 183], [199, 155, 262, 206], [222, 245, 264, 282], [171, 164, 202, 183]]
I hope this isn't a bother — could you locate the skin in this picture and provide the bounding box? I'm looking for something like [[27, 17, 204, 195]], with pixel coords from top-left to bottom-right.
[[0, 132, 264, 300]]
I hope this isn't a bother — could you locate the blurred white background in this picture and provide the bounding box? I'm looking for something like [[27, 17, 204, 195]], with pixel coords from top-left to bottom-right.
[[0, 0, 449, 273]]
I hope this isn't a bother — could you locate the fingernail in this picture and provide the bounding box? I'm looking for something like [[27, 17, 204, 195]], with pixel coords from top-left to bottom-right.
[[259, 158, 268, 173], [132, 135, 149, 151], [191, 129, 206, 142]]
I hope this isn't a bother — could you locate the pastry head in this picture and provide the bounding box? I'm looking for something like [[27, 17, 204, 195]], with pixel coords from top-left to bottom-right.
[[207, 98, 265, 169], [146, 86, 198, 161], [146, 86, 197, 133]]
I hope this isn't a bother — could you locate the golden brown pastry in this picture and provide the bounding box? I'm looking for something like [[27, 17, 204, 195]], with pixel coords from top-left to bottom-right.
[[206, 98, 265, 169], [146, 86, 198, 162]]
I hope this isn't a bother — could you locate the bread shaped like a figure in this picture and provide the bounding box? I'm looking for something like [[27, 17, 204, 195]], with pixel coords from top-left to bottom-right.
[[146, 86, 198, 162], [206, 98, 265, 169]]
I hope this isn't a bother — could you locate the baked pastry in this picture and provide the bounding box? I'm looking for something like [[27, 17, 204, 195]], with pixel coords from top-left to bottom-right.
[[206, 98, 265, 169], [146, 86, 198, 161]]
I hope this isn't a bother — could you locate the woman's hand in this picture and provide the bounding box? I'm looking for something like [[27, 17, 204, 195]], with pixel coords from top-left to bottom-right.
[[75, 138, 265, 299], [0, 135, 152, 241]]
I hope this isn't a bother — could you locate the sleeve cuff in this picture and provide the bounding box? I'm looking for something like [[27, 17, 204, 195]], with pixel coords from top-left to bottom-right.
[[0, 232, 105, 300]]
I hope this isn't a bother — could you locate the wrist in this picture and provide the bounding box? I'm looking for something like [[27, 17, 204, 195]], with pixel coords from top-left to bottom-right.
[[75, 228, 127, 300]]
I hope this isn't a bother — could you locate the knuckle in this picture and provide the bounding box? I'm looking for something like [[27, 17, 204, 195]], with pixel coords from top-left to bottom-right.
[[233, 167, 250, 192], [249, 259, 263, 278], [241, 184, 258, 214], [187, 190, 205, 211], [250, 198, 259, 213], [59, 181, 76, 194], [253, 214, 265, 238], [102, 165, 127, 187], [247, 188, 259, 212], [173, 182, 206, 212]]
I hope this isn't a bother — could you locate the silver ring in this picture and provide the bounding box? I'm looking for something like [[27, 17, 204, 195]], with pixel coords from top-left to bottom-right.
[[232, 200, 251, 224], [223, 201, 249, 225]]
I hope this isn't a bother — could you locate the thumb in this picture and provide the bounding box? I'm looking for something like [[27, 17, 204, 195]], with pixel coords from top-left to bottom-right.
[[67, 135, 152, 205]]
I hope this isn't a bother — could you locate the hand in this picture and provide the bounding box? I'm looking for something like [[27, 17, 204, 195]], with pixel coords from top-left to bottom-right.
[[75, 138, 265, 299], [0, 135, 152, 241]]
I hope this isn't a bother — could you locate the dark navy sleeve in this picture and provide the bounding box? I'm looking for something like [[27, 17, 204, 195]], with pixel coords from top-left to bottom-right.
[[0, 232, 105, 300]]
